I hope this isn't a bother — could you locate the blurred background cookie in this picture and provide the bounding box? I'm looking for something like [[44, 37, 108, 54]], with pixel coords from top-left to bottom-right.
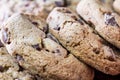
[[0, 0, 65, 28]]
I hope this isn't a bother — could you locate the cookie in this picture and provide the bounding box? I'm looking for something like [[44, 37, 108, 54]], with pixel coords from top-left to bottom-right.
[[76, 0, 120, 49], [47, 7, 120, 75], [0, 13, 94, 80], [113, 0, 120, 14], [0, 0, 65, 27], [0, 47, 36, 80]]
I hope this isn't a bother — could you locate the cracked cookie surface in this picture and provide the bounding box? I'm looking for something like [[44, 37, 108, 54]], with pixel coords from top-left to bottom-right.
[[0, 13, 94, 80], [47, 7, 120, 75], [76, 0, 120, 49]]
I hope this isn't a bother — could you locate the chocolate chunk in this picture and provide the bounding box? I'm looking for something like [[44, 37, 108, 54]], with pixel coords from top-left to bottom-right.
[[7, 41, 11, 44], [55, 49, 60, 53], [93, 48, 100, 54], [55, 1, 64, 7], [57, 8, 71, 13], [71, 15, 84, 25], [66, 41, 69, 43], [71, 15, 78, 21], [65, 10, 72, 13], [32, 44, 41, 51], [43, 25, 48, 33], [78, 19, 84, 25], [87, 20, 95, 27], [0, 66, 4, 72], [16, 54, 24, 61], [52, 49, 62, 56], [47, 33, 59, 43], [53, 25, 60, 31], [104, 12, 119, 27], [18, 65, 24, 71], [0, 41, 4, 47], [32, 22, 39, 26], [64, 0, 71, 6], [45, 49, 50, 52], [52, 49, 60, 53]]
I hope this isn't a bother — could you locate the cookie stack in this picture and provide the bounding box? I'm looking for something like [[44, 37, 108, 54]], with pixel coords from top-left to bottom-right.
[[0, 0, 120, 80]]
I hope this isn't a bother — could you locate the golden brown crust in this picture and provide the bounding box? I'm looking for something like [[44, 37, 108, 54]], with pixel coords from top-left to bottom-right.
[[76, 0, 120, 49], [47, 7, 120, 75], [0, 13, 94, 80]]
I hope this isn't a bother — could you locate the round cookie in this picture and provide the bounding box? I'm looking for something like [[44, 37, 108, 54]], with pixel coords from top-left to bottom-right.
[[47, 7, 120, 75], [0, 13, 94, 80], [76, 0, 120, 49]]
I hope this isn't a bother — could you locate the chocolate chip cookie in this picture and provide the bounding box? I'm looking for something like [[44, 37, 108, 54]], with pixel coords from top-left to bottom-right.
[[0, 47, 36, 80], [0, 13, 94, 80], [76, 0, 120, 49], [47, 7, 120, 75]]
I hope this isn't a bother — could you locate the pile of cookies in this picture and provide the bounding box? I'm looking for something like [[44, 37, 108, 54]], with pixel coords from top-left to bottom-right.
[[0, 0, 120, 80]]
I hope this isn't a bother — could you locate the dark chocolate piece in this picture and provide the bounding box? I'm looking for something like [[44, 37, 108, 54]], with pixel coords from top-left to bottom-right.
[[32, 44, 41, 51], [104, 12, 119, 27]]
